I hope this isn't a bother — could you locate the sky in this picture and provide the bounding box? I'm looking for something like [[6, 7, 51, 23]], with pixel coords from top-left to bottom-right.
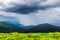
[[0, 0, 60, 26]]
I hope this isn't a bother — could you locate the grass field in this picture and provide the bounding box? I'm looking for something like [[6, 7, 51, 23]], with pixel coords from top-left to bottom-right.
[[0, 32, 60, 40]]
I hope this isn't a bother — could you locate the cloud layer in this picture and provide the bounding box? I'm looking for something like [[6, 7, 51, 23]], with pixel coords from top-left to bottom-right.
[[0, 0, 60, 26]]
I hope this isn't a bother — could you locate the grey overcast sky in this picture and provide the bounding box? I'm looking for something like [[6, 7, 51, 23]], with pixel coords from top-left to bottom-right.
[[0, 0, 60, 26]]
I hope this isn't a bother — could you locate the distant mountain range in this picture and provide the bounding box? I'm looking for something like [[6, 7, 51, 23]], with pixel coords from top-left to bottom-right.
[[25, 23, 60, 33], [0, 21, 60, 33]]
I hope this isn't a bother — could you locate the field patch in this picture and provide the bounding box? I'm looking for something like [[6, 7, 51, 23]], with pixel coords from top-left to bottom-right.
[[0, 32, 60, 40]]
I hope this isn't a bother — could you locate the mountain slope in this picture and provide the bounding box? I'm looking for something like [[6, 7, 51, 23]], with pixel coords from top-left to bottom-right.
[[0, 22, 25, 33], [25, 23, 60, 33]]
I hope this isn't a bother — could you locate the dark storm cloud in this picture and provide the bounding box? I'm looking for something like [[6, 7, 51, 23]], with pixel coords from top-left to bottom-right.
[[1, 0, 60, 14], [0, 0, 60, 14], [4, 5, 47, 14], [4, 0, 60, 14]]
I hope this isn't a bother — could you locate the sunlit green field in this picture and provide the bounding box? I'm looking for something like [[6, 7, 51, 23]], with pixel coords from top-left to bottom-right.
[[0, 32, 60, 40]]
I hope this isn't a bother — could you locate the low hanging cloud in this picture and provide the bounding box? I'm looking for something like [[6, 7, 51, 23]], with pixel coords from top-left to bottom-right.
[[0, 0, 60, 26]]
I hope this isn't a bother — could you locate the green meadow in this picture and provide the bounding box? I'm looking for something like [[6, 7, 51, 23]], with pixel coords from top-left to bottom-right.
[[0, 32, 60, 40]]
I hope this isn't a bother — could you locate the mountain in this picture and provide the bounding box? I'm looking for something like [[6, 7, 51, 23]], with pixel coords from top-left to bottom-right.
[[0, 22, 60, 33], [0, 21, 34, 33], [0, 22, 26, 33], [25, 23, 60, 33]]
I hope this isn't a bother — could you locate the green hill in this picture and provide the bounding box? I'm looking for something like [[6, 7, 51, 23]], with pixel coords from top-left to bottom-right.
[[0, 22, 24, 33]]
